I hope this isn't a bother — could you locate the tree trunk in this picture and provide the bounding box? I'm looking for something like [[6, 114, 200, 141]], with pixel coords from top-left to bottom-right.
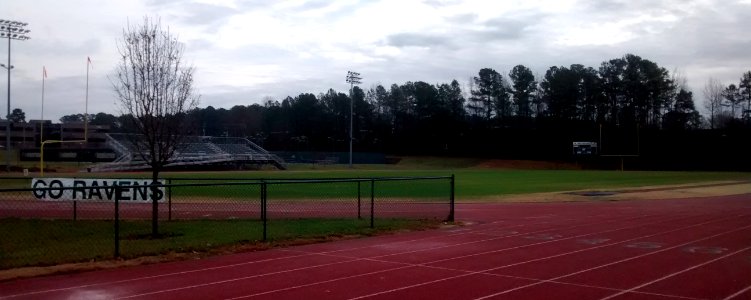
[[151, 166, 160, 237]]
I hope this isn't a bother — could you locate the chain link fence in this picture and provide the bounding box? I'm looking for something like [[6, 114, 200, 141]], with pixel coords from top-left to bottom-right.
[[0, 176, 453, 269]]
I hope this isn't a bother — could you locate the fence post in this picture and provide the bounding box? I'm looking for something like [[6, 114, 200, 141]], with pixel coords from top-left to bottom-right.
[[114, 185, 121, 258], [449, 174, 455, 222], [357, 181, 361, 219], [167, 179, 172, 221], [73, 200, 77, 221], [370, 179, 375, 229], [261, 181, 267, 242]]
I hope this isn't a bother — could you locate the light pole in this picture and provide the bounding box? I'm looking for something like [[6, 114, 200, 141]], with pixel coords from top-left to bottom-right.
[[345, 71, 361, 168], [0, 19, 30, 172]]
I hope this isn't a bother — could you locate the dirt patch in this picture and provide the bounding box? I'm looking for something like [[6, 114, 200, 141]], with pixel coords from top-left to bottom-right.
[[474, 159, 580, 170], [471, 180, 751, 203], [0, 254, 195, 282]]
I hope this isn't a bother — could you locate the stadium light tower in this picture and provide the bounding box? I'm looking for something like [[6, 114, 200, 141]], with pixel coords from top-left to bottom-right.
[[345, 71, 361, 168], [0, 19, 30, 172]]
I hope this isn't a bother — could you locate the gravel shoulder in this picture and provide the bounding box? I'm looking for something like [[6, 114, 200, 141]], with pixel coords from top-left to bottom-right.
[[467, 180, 751, 203]]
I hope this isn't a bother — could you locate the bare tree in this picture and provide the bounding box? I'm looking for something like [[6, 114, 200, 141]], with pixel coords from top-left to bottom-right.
[[740, 71, 751, 120], [703, 78, 725, 129], [722, 84, 742, 119], [112, 16, 199, 236]]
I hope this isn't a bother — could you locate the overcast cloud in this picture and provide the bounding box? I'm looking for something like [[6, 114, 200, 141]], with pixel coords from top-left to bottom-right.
[[3, 0, 750, 121]]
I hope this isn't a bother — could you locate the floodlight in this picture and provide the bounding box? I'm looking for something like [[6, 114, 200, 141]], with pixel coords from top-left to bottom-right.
[[345, 70, 363, 168], [2, 19, 30, 171]]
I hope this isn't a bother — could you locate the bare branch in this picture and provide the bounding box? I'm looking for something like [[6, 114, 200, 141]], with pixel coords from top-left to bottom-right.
[[702, 78, 724, 129], [111, 16, 199, 173]]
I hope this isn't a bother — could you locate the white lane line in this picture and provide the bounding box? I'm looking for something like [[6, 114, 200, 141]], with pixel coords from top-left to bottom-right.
[[307, 217, 742, 298], [223, 264, 416, 300], [599, 246, 751, 300], [116, 259, 401, 299], [344, 218, 750, 300], [0, 215, 694, 299], [0, 211, 603, 299], [472, 225, 751, 300], [383, 207, 638, 239], [219, 215, 741, 300], [288, 246, 705, 300], [227, 259, 703, 300], [230, 247, 661, 300], [284, 214, 688, 261], [371, 214, 710, 263], [724, 284, 751, 300], [457, 269, 704, 300], [118, 214, 670, 299], [0, 251, 316, 299]]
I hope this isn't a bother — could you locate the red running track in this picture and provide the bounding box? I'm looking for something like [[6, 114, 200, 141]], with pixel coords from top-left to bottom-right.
[[1, 194, 750, 300]]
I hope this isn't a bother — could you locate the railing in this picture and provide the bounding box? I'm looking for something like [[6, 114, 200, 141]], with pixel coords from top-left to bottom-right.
[[0, 176, 454, 269], [104, 133, 130, 157], [89, 135, 286, 171]]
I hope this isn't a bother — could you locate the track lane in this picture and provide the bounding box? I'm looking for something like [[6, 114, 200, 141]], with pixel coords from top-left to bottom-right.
[[0, 212, 615, 299], [327, 215, 748, 300], [611, 247, 751, 299], [1, 195, 749, 300]]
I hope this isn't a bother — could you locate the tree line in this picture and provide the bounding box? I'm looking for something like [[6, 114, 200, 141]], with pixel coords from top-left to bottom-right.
[[41, 53, 750, 165]]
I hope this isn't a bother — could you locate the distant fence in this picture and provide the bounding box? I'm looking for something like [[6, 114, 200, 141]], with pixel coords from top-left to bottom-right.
[[0, 176, 454, 268]]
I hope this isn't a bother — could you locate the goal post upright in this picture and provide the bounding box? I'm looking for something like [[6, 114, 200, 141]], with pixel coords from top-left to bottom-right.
[[598, 123, 641, 171], [39, 57, 91, 176]]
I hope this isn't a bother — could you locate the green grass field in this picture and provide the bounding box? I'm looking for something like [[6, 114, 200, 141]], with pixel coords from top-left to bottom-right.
[[127, 168, 751, 194], [157, 169, 749, 199], [2, 166, 749, 199], [0, 218, 436, 269]]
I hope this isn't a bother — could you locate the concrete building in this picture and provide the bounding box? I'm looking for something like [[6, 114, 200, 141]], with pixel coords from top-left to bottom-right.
[[0, 120, 114, 162]]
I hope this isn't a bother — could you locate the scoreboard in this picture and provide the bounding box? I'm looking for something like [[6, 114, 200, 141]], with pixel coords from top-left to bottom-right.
[[573, 141, 598, 156]]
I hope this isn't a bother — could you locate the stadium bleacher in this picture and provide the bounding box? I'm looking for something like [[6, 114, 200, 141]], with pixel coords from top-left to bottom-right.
[[89, 134, 285, 172]]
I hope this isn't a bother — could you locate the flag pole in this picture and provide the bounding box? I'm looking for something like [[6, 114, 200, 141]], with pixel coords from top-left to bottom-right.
[[41, 66, 45, 142], [84, 57, 90, 142], [40, 66, 46, 175]]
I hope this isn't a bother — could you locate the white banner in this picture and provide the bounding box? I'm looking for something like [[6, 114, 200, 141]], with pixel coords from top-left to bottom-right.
[[31, 178, 166, 202]]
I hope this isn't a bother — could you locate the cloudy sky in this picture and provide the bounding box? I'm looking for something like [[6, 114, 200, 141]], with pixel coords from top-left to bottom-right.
[[3, 0, 751, 121]]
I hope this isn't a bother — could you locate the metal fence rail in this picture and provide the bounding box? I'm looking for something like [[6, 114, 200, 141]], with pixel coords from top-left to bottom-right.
[[0, 176, 454, 269]]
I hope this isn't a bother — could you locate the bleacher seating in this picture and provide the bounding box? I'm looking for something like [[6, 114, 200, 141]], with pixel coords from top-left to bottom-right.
[[178, 143, 221, 156], [215, 144, 254, 155], [88, 134, 285, 172]]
